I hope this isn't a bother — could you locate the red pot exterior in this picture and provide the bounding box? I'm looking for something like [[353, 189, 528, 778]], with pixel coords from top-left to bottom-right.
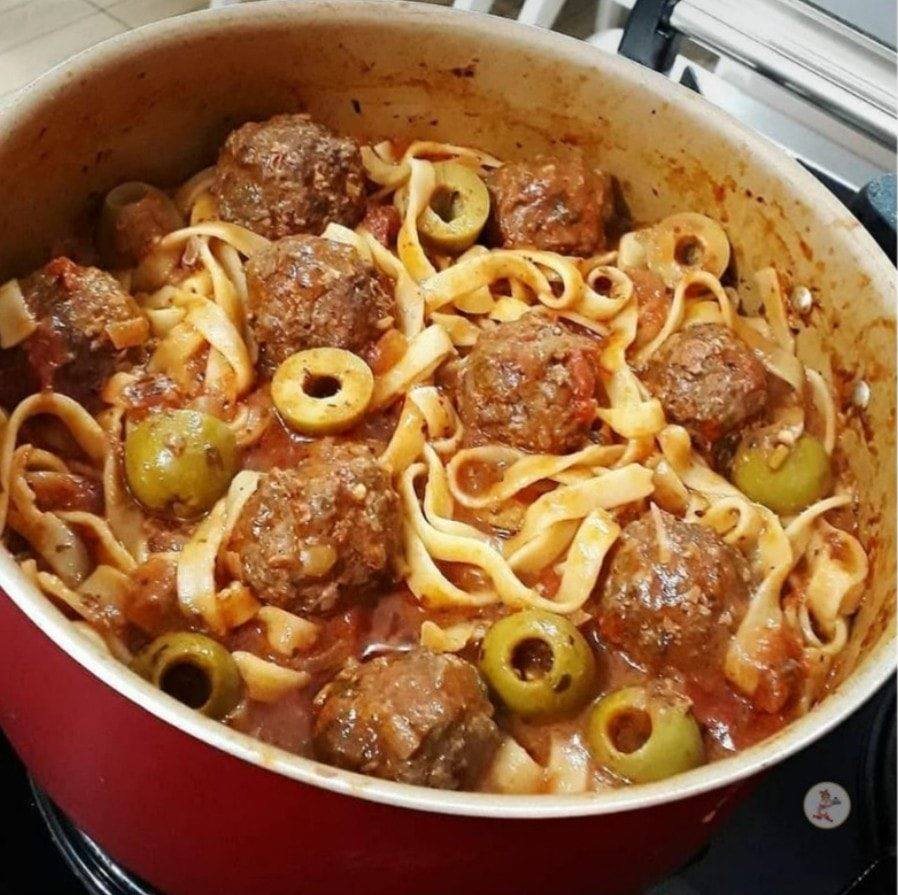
[[0, 593, 746, 895]]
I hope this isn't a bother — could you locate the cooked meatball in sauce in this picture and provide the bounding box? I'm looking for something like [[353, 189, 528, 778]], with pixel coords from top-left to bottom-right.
[[641, 322, 768, 445], [313, 648, 500, 789], [487, 155, 613, 256], [214, 114, 367, 239], [228, 440, 402, 614], [596, 509, 750, 678], [17, 257, 145, 406], [0, 115, 867, 796], [457, 313, 602, 454], [245, 234, 394, 375]]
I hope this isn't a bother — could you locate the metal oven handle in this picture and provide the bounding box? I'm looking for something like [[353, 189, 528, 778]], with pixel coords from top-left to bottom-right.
[[619, 0, 897, 258], [619, 0, 896, 145]]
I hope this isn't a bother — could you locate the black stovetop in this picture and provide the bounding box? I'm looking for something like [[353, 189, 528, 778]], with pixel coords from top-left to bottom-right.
[[0, 678, 893, 895]]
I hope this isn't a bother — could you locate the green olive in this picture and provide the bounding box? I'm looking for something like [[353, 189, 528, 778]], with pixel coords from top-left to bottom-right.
[[398, 161, 490, 252], [731, 433, 832, 516], [124, 409, 238, 519], [98, 181, 183, 267], [132, 632, 243, 720], [480, 610, 596, 718], [585, 686, 705, 784]]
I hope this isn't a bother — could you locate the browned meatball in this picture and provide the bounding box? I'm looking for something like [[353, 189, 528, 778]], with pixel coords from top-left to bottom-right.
[[16, 257, 146, 406], [486, 155, 612, 256], [213, 114, 366, 239], [245, 235, 394, 376], [457, 313, 601, 454], [228, 440, 401, 614], [312, 648, 500, 789], [641, 323, 768, 445], [596, 509, 751, 678]]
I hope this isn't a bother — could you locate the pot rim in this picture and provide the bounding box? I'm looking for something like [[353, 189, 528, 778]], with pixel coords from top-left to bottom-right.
[[0, 0, 894, 820]]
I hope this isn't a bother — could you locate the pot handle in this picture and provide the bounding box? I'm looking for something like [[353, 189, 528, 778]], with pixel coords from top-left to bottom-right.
[[617, 0, 680, 72], [849, 174, 897, 263]]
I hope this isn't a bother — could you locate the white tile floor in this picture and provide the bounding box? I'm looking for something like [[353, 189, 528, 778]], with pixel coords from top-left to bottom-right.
[[0, 0, 207, 101], [0, 0, 588, 105]]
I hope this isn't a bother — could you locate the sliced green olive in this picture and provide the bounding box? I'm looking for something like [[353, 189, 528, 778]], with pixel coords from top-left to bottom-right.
[[271, 347, 373, 435], [98, 181, 183, 267], [132, 632, 242, 720], [480, 610, 596, 718], [731, 433, 832, 516], [585, 686, 705, 784], [124, 409, 238, 519], [398, 161, 490, 252]]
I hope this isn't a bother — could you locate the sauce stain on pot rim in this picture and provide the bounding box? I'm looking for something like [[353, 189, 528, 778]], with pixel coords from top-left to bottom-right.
[[0, 0, 893, 820]]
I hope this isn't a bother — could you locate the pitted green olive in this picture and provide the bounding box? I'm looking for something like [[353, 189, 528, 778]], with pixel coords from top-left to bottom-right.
[[480, 610, 596, 718], [398, 161, 490, 252], [585, 686, 705, 783], [132, 631, 242, 720], [124, 409, 238, 519], [732, 434, 832, 516], [271, 348, 374, 435]]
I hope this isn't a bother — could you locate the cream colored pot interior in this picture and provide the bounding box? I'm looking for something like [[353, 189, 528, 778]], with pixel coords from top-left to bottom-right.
[[0, 0, 893, 817]]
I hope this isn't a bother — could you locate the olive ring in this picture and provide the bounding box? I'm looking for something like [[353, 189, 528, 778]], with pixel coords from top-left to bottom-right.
[[132, 632, 243, 720], [479, 609, 596, 718], [397, 160, 490, 253], [585, 686, 704, 783], [272, 347, 374, 435]]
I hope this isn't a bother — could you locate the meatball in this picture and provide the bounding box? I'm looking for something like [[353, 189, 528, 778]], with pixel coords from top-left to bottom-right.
[[245, 235, 393, 376], [213, 114, 366, 239], [16, 257, 145, 406], [596, 509, 751, 678], [312, 648, 500, 789], [457, 313, 601, 454], [228, 440, 401, 614], [641, 323, 768, 445], [486, 155, 612, 256]]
